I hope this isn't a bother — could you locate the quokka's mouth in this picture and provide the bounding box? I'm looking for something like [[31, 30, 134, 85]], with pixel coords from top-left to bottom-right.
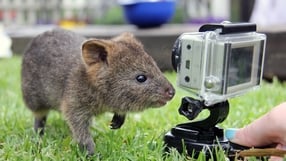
[[153, 97, 172, 107], [152, 87, 175, 107]]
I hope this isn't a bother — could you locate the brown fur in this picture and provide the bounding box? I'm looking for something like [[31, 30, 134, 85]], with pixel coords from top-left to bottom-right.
[[21, 28, 175, 155]]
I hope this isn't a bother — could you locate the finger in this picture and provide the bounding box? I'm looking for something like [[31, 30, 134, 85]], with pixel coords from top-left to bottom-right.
[[269, 144, 286, 161], [226, 115, 275, 147], [226, 102, 286, 147]]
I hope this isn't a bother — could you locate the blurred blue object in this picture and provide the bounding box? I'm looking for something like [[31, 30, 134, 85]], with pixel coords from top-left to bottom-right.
[[120, 0, 175, 28]]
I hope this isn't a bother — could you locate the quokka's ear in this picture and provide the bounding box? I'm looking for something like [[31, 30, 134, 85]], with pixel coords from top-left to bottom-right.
[[81, 39, 114, 66]]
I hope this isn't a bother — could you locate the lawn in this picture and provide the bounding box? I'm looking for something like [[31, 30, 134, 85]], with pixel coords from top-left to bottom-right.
[[1, 56, 286, 161]]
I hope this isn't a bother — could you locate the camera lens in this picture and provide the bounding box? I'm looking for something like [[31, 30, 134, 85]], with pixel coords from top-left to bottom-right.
[[171, 38, 181, 72], [187, 44, 191, 50]]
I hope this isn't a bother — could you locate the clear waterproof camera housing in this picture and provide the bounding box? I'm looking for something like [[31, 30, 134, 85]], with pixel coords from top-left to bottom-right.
[[165, 23, 267, 159], [172, 23, 266, 106]]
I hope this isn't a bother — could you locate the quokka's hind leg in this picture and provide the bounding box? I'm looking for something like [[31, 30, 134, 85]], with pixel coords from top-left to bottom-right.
[[33, 110, 49, 135]]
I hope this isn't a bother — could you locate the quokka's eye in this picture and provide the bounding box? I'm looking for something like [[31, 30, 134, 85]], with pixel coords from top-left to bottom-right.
[[136, 75, 147, 83]]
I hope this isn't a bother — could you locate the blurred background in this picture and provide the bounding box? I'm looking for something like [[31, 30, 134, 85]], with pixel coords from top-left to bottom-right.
[[1, 0, 286, 80], [0, 0, 254, 27]]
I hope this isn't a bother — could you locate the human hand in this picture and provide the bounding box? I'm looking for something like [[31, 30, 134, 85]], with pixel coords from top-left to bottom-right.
[[226, 102, 286, 160]]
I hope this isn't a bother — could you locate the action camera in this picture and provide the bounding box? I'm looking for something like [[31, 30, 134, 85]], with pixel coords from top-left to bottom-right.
[[172, 22, 266, 106], [165, 22, 267, 160]]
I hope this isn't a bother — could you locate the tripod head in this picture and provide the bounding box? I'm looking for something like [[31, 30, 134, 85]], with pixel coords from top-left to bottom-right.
[[164, 97, 230, 159]]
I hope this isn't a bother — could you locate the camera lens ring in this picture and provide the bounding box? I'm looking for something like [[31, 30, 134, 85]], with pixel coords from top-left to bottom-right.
[[171, 38, 181, 72]]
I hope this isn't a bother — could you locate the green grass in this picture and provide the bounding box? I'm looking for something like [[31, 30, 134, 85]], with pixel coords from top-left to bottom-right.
[[1, 56, 286, 160]]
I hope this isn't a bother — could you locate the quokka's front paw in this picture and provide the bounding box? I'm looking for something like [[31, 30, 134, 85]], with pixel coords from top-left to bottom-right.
[[110, 113, 126, 129]]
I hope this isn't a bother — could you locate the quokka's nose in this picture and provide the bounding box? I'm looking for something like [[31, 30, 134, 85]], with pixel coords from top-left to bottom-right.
[[165, 86, 175, 99]]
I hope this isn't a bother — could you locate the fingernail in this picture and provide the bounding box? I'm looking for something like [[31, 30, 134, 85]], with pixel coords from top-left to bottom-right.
[[225, 128, 239, 140]]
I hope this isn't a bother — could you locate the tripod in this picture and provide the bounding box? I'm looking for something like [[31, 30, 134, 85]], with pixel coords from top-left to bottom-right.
[[164, 97, 230, 159]]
